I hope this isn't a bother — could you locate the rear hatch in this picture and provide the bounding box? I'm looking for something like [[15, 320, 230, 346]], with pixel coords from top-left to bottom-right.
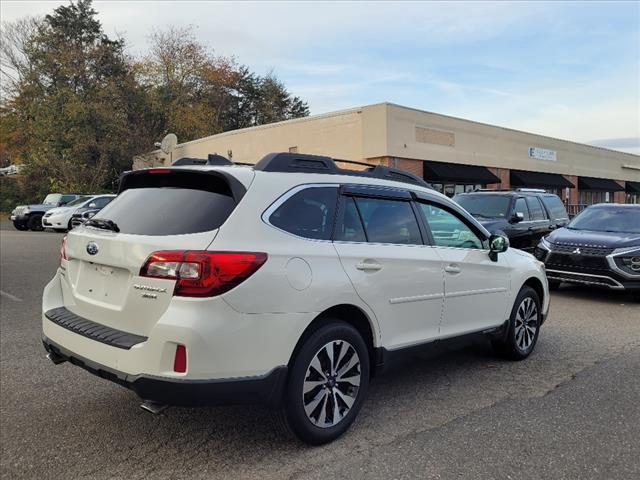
[[61, 168, 252, 336]]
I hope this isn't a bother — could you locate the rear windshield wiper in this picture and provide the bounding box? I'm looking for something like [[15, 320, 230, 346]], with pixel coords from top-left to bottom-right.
[[84, 218, 120, 232]]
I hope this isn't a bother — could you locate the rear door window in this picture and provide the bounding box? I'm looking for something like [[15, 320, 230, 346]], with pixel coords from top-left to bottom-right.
[[353, 197, 422, 245], [269, 187, 338, 240], [526, 196, 547, 221], [514, 198, 531, 221], [94, 171, 238, 235], [541, 195, 568, 221], [334, 197, 367, 242], [91, 196, 113, 208]]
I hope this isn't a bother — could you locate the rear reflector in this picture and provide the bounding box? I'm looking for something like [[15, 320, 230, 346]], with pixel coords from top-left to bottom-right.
[[173, 344, 187, 373], [59, 235, 68, 265], [140, 251, 268, 297]]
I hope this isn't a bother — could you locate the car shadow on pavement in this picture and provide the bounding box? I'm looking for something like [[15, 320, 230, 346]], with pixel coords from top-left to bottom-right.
[[551, 284, 637, 305]]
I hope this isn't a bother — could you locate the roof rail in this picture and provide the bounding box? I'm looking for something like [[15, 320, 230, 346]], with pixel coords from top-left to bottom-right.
[[172, 154, 233, 167], [515, 188, 547, 193], [254, 152, 431, 188]]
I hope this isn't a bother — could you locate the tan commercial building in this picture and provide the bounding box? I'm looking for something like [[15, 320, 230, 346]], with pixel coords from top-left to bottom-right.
[[136, 102, 640, 211]]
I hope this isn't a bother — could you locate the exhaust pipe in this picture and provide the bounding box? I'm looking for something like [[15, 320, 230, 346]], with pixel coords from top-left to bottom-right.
[[140, 400, 169, 415], [46, 351, 67, 365]]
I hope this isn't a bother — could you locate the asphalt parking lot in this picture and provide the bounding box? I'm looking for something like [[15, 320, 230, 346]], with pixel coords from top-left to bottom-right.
[[1, 220, 639, 480]]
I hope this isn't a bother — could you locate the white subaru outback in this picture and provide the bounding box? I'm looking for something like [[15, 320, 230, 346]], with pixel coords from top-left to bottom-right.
[[42, 152, 549, 445]]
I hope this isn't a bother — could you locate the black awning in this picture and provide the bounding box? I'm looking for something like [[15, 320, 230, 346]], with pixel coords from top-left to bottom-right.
[[510, 170, 574, 189], [423, 161, 500, 184], [578, 176, 624, 192], [626, 181, 640, 193]]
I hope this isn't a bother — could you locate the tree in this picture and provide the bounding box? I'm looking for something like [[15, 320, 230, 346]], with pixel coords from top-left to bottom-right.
[[140, 26, 310, 140], [1, 0, 153, 194], [0, 2, 310, 209]]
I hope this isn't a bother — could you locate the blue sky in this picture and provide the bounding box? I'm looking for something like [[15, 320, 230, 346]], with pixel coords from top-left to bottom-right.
[[2, 1, 639, 153]]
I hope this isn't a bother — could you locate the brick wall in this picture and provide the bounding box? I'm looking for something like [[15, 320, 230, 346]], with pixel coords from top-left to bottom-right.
[[614, 182, 626, 203], [395, 158, 423, 177], [485, 167, 510, 190], [564, 175, 578, 204]]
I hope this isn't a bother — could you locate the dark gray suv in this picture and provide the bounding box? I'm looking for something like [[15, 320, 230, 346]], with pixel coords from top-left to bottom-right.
[[454, 189, 570, 251]]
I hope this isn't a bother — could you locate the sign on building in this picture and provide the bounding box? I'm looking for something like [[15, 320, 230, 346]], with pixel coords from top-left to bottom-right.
[[528, 147, 557, 161]]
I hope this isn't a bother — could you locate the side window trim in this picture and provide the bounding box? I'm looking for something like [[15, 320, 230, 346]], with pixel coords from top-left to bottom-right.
[[333, 188, 426, 246], [340, 184, 412, 201], [415, 199, 489, 250], [514, 197, 530, 222], [524, 196, 548, 222], [262, 183, 340, 242], [332, 194, 369, 243]]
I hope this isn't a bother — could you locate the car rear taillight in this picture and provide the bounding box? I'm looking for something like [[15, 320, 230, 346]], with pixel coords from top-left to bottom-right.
[[139, 251, 268, 297], [59, 235, 68, 265], [173, 344, 187, 373]]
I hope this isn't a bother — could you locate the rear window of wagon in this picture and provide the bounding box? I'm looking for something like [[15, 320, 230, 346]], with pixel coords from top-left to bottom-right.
[[93, 170, 239, 235]]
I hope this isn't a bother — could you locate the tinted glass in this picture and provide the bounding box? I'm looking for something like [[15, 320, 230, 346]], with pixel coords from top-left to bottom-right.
[[60, 195, 77, 204], [453, 195, 511, 219], [541, 195, 568, 220], [334, 197, 366, 242], [95, 188, 236, 236], [43, 194, 61, 205], [420, 203, 483, 249], [514, 198, 530, 221], [92, 196, 113, 208], [354, 197, 422, 244], [568, 206, 640, 234], [66, 196, 92, 207], [526, 196, 547, 220], [270, 187, 337, 240]]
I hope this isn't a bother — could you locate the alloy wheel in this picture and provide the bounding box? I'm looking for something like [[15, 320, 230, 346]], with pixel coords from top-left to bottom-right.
[[514, 297, 538, 351], [302, 340, 361, 428]]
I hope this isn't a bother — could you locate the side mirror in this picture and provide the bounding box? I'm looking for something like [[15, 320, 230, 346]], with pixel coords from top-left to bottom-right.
[[510, 212, 525, 223], [88, 202, 97, 208], [489, 233, 509, 261]]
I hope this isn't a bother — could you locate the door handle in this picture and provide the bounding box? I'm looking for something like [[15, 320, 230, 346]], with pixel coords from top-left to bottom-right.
[[356, 261, 383, 271], [444, 264, 461, 274]]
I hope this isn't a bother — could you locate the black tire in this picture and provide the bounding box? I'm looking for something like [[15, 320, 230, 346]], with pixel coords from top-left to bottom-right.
[[12, 221, 28, 231], [492, 286, 541, 360], [27, 214, 44, 231], [67, 219, 73, 231], [281, 320, 370, 445], [548, 280, 561, 291], [632, 291, 640, 303]]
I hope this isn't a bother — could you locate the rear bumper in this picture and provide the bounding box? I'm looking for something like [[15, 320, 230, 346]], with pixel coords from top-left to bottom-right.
[[43, 336, 288, 407]]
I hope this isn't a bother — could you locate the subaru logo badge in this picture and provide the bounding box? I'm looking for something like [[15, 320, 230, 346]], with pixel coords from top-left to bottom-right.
[[86, 242, 99, 256], [572, 247, 581, 255]]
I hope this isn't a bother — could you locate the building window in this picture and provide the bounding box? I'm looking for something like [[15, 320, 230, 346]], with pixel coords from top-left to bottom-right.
[[626, 193, 639, 204], [431, 183, 485, 198], [578, 190, 612, 206]]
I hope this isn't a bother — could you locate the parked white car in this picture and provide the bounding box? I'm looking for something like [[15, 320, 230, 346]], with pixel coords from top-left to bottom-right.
[[42, 195, 115, 231], [42, 153, 549, 444]]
